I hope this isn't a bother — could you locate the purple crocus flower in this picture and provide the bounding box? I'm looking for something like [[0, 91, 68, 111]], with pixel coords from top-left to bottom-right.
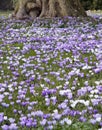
[[9, 123, 18, 130], [1, 125, 9, 130], [0, 94, 4, 102], [40, 119, 47, 126], [26, 121, 32, 128], [79, 116, 87, 122], [90, 119, 97, 124], [0, 113, 4, 123]]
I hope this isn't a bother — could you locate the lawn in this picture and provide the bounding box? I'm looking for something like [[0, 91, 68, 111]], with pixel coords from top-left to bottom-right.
[[0, 10, 13, 18], [0, 12, 102, 130]]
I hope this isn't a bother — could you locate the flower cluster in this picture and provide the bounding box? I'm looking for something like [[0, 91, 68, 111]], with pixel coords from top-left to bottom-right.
[[0, 15, 102, 129]]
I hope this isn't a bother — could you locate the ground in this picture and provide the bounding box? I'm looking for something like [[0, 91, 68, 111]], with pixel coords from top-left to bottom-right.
[[0, 10, 12, 18], [0, 11, 102, 130]]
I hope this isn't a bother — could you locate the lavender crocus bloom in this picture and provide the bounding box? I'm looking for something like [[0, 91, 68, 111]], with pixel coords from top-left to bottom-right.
[[9, 123, 18, 130], [0, 113, 4, 123], [40, 119, 47, 126], [79, 116, 87, 122], [1, 125, 9, 130]]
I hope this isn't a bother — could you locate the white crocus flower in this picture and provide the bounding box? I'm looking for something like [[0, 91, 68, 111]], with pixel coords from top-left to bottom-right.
[[64, 118, 72, 125], [70, 100, 89, 108], [98, 128, 102, 130], [96, 117, 101, 122]]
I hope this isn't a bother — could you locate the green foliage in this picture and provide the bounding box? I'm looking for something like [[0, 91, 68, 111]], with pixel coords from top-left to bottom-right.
[[80, 0, 102, 10]]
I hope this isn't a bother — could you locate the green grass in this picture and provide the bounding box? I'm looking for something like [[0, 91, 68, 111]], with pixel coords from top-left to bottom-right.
[[0, 10, 13, 18], [0, 11, 102, 130], [0, 42, 102, 128]]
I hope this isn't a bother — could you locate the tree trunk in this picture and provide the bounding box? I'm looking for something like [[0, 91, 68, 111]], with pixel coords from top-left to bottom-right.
[[12, 0, 87, 19]]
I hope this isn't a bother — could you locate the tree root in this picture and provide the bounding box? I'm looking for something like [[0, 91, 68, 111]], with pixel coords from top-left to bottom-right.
[[12, 0, 87, 20]]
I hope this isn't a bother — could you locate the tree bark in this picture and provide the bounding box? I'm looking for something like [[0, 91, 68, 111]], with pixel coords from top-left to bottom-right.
[[12, 0, 87, 19]]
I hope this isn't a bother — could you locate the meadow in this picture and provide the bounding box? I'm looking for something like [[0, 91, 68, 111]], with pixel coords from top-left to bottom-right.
[[0, 12, 102, 130]]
